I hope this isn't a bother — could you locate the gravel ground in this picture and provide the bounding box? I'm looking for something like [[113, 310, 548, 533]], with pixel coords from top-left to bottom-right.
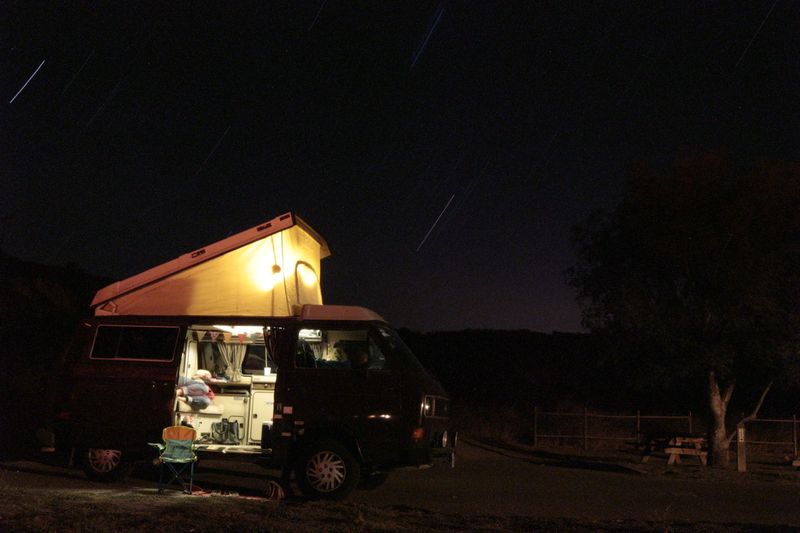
[[2, 439, 799, 532]]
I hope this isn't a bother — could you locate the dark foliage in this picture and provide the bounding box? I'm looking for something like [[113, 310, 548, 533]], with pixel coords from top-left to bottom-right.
[[0, 251, 108, 457], [0, 251, 108, 371], [568, 152, 800, 417], [402, 328, 556, 407], [398, 328, 661, 411]]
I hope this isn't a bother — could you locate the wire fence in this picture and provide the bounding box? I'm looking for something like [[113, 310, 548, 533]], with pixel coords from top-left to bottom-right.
[[533, 407, 693, 450], [533, 407, 800, 460], [742, 416, 799, 458]]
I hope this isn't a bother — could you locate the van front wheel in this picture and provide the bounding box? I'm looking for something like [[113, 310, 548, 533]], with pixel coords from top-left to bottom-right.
[[295, 440, 360, 500], [83, 448, 130, 482]]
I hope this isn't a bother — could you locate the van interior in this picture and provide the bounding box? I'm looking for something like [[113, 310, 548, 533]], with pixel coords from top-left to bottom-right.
[[175, 325, 277, 454], [175, 324, 385, 453]]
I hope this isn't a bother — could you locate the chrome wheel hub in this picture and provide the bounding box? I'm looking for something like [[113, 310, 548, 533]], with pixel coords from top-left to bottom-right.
[[306, 451, 346, 492], [87, 449, 122, 473]]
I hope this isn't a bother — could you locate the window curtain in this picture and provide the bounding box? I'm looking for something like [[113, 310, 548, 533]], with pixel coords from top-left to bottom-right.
[[218, 342, 247, 381], [198, 343, 222, 375]]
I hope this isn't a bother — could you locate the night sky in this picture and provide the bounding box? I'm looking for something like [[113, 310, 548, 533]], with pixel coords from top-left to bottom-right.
[[3, 2, 798, 332]]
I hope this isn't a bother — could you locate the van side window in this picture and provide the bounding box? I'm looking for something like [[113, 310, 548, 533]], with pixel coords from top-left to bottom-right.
[[296, 327, 388, 370], [91, 325, 179, 361], [242, 344, 278, 374]]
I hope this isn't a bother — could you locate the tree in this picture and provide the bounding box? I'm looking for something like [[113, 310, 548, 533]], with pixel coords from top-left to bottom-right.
[[568, 152, 800, 465]]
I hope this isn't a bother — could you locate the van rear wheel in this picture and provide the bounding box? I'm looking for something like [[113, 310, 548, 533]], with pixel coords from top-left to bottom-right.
[[295, 440, 360, 500], [83, 448, 130, 482]]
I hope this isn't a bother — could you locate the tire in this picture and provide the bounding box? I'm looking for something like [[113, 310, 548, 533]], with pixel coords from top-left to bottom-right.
[[83, 448, 131, 482], [295, 440, 361, 500]]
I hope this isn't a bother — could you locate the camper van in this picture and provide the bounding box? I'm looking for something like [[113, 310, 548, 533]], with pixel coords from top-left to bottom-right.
[[50, 213, 454, 499]]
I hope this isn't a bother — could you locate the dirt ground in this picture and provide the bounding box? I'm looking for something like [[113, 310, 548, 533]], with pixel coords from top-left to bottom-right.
[[2, 439, 799, 532]]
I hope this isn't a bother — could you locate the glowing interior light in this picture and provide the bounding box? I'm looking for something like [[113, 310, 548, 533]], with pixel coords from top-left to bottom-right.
[[250, 237, 286, 291], [212, 325, 264, 335], [298, 329, 322, 340]]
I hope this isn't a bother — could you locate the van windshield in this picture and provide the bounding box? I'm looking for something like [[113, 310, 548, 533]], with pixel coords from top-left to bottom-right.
[[374, 326, 429, 376]]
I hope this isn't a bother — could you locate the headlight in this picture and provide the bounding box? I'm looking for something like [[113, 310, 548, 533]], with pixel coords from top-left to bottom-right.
[[421, 398, 432, 416], [421, 395, 450, 418]]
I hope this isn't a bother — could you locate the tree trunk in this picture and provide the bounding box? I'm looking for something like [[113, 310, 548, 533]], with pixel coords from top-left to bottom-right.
[[707, 371, 734, 466]]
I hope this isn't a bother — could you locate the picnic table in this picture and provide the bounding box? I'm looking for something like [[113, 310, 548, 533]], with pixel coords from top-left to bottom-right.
[[639, 433, 708, 465], [664, 436, 707, 465]]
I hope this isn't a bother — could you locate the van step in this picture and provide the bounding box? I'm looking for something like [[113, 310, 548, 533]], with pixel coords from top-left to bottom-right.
[[195, 444, 263, 455]]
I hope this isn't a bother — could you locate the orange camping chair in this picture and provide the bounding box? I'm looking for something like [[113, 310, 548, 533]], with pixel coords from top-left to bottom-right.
[[149, 425, 198, 494]]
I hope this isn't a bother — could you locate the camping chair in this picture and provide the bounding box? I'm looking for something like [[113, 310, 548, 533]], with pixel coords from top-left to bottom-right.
[[149, 426, 198, 494]]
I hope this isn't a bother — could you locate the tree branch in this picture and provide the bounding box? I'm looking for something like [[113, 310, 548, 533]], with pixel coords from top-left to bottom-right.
[[726, 381, 773, 444], [708, 371, 735, 411], [722, 380, 735, 406]]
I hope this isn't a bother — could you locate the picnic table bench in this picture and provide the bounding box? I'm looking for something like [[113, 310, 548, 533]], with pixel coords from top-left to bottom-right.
[[664, 436, 707, 465], [639, 433, 707, 465]]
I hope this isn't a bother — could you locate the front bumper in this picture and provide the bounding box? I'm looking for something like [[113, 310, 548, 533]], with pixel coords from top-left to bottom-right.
[[432, 445, 456, 467], [406, 430, 457, 467]]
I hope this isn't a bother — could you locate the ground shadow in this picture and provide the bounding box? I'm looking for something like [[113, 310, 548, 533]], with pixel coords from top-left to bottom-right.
[[464, 437, 647, 475]]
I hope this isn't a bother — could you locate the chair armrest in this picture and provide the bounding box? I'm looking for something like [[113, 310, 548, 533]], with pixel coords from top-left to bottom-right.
[[147, 443, 165, 452]]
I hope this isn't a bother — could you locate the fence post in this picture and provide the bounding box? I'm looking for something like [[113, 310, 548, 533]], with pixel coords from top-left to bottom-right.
[[688, 410, 693, 433], [736, 422, 746, 473], [793, 414, 797, 458], [584, 407, 588, 451], [533, 406, 538, 448]]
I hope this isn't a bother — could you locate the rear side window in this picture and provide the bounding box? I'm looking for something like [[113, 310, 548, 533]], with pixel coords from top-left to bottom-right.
[[91, 325, 180, 361]]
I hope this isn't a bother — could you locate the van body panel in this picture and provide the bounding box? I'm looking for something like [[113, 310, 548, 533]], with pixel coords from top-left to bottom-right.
[[64, 322, 184, 454], [54, 308, 454, 496], [277, 364, 404, 465], [354, 368, 404, 463]]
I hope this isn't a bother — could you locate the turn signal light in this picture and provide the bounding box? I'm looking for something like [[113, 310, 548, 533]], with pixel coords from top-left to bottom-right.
[[411, 427, 425, 442]]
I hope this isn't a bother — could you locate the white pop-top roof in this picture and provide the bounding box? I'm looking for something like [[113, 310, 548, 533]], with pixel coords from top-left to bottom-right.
[[91, 212, 331, 317]]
